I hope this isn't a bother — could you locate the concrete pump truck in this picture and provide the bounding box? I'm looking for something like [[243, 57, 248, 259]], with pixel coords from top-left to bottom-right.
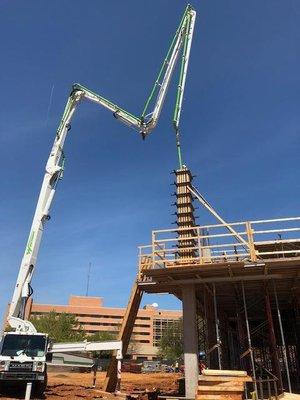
[[0, 4, 196, 395]]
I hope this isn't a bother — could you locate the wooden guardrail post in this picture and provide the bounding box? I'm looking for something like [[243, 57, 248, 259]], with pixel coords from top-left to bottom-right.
[[197, 226, 203, 264], [137, 247, 142, 279], [151, 231, 155, 267], [246, 221, 257, 262]]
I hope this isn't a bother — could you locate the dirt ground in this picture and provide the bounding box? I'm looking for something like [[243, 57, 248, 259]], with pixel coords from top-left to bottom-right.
[[0, 371, 182, 399]]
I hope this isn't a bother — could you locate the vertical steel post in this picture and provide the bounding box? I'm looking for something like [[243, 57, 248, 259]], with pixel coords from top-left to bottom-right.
[[92, 365, 97, 388], [25, 382, 32, 400], [242, 282, 258, 397], [264, 284, 283, 391], [115, 358, 122, 394], [213, 284, 222, 369], [203, 286, 210, 368], [274, 379, 278, 399], [273, 280, 292, 392], [267, 379, 271, 398], [259, 379, 263, 400]]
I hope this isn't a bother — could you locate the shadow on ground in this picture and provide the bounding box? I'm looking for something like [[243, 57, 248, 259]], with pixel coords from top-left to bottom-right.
[[0, 383, 45, 399]]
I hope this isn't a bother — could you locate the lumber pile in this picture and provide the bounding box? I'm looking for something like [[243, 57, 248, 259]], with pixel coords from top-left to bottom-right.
[[278, 394, 300, 399], [196, 369, 252, 400]]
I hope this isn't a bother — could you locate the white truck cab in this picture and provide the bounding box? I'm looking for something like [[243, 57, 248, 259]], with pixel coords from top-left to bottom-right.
[[0, 332, 51, 395]]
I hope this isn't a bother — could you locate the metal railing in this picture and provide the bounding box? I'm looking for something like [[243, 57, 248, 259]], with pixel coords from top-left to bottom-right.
[[245, 363, 279, 399], [246, 378, 279, 399], [138, 216, 300, 272]]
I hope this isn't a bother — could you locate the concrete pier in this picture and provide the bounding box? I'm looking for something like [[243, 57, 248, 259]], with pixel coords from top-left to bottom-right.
[[182, 284, 199, 398]]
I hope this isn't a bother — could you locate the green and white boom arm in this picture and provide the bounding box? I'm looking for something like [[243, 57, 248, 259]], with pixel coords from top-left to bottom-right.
[[7, 4, 196, 333]]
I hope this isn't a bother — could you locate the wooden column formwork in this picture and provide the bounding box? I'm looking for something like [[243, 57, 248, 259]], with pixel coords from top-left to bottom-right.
[[174, 167, 197, 260]]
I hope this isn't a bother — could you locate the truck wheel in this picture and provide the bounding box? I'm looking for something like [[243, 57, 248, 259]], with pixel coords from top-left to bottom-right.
[[34, 372, 48, 397], [0, 382, 6, 395], [34, 381, 46, 397]]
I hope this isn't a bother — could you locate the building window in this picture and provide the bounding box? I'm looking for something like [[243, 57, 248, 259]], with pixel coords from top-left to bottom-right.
[[133, 332, 150, 336], [153, 318, 179, 347]]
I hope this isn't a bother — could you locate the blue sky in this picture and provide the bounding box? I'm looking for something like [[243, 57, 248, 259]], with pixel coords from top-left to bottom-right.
[[0, 0, 300, 321]]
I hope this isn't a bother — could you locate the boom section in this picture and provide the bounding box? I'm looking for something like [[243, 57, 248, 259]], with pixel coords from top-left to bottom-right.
[[7, 4, 196, 332], [8, 90, 82, 332], [7, 84, 143, 332], [141, 4, 196, 136]]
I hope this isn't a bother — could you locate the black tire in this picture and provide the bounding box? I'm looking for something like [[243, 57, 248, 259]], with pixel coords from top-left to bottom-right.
[[34, 372, 47, 397], [0, 382, 7, 396]]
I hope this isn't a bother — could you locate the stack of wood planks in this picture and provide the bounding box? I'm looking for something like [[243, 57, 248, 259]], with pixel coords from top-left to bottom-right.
[[278, 394, 300, 399], [196, 369, 252, 400]]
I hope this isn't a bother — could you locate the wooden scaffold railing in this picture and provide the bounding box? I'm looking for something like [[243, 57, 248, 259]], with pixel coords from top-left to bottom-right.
[[138, 216, 300, 272]]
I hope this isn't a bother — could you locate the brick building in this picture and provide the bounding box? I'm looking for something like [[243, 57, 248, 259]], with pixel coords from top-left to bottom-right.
[[27, 296, 182, 360]]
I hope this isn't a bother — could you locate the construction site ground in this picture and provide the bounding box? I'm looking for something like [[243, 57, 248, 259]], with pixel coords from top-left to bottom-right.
[[0, 372, 181, 399]]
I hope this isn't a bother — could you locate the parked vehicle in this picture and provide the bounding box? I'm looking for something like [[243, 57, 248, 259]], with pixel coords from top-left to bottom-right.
[[122, 361, 142, 373], [142, 361, 161, 373]]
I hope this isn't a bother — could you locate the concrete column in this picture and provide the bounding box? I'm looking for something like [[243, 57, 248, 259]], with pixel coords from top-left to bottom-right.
[[182, 284, 199, 398]]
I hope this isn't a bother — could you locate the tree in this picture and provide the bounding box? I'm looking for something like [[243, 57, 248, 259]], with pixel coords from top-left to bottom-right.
[[158, 319, 183, 361], [88, 331, 116, 358], [89, 330, 116, 342], [30, 311, 86, 342]]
